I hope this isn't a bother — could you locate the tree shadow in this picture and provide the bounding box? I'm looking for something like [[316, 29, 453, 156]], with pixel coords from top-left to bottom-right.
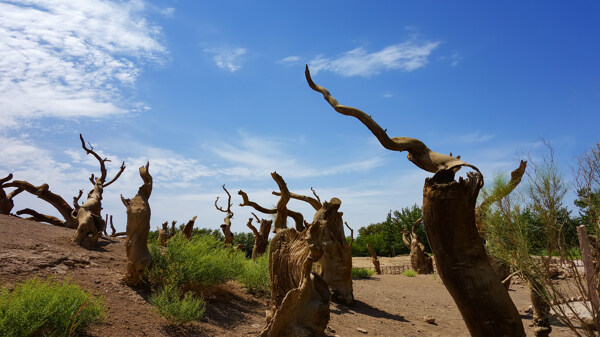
[[331, 299, 409, 322]]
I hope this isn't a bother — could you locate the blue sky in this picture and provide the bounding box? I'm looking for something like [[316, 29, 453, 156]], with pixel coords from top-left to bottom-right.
[[1, 1, 598, 233]]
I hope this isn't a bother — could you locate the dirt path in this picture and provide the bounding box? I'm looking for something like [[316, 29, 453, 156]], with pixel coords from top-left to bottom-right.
[[0, 215, 580, 336]]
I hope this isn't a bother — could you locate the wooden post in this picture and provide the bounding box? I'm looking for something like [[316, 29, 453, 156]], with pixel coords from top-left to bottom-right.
[[577, 225, 600, 310]]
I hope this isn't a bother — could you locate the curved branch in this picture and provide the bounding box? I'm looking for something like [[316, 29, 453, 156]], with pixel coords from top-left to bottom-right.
[[16, 208, 66, 227], [80, 134, 109, 183], [103, 161, 126, 188], [475, 160, 527, 231], [72, 189, 83, 210], [272, 190, 322, 211], [344, 221, 354, 250], [239, 188, 304, 231], [305, 65, 479, 174], [0, 173, 13, 185], [7, 187, 23, 200]]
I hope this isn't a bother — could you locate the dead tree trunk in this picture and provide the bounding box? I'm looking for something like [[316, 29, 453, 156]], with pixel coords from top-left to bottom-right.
[[182, 216, 197, 240], [366, 243, 381, 275], [0, 174, 23, 214], [121, 162, 152, 287], [260, 221, 329, 337], [306, 66, 525, 337], [157, 221, 170, 246], [248, 212, 272, 260], [5, 134, 125, 247], [423, 170, 525, 337], [399, 218, 433, 274], [215, 184, 234, 245], [170, 220, 177, 237], [529, 278, 552, 337]]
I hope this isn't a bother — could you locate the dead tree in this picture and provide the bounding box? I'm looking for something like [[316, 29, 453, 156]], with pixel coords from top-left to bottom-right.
[[398, 218, 433, 274], [276, 186, 354, 305], [307, 66, 525, 337], [366, 243, 381, 275], [215, 184, 234, 245], [248, 212, 272, 260], [121, 162, 152, 287], [0, 174, 23, 214], [345, 221, 354, 251], [170, 220, 177, 237], [238, 172, 305, 232], [6, 135, 126, 247], [181, 216, 197, 240], [107, 215, 125, 237], [260, 218, 329, 336], [157, 221, 169, 246]]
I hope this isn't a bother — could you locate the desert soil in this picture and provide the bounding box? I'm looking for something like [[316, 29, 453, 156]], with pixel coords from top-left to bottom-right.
[[0, 214, 582, 336]]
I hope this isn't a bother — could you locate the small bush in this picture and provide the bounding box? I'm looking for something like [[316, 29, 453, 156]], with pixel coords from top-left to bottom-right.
[[147, 234, 247, 288], [149, 284, 205, 323], [0, 278, 104, 337], [351, 268, 375, 279], [238, 253, 270, 294], [402, 269, 417, 277]]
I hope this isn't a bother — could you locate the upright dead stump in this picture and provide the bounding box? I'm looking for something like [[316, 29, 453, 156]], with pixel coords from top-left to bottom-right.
[[306, 66, 525, 337], [182, 216, 197, 240], [247, 212, 272, 260], [0, 174, 23, 214], [423, 170, 524, 337], [399, 218, 433, 274], [121, 162, 152, 287], [366, 243, 381, 275], [157, 221, 170, 246], [260, 222, 330, 337], [215, 184, 234, 245]]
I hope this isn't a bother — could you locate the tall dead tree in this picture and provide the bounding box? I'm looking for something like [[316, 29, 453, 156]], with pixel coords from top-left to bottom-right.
[[398, 218, 433, 274], [247, 212, 272, 260], [0, 174, 23, 214], [215, 184, 234, 245], [238, 172, 305, 232], [6, 134, 125, 247], [181, 216, 197, 240], [306, 66, 525, 337], [121, 162, 152, 287], [157, 221, 170, 246]]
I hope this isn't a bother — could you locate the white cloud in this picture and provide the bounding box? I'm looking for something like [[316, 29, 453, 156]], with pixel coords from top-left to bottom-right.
[[204, 46, 247, 72], [455, 131, 495, 143], [0, 0, 165, 130], [279, 56, 300, 66], [308, 41, 440, 77]]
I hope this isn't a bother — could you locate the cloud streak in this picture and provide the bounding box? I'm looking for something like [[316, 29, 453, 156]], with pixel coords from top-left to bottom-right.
[[0, 0, 165, 130], [204, 46, 247, 72], [308, 41, 440, 77]]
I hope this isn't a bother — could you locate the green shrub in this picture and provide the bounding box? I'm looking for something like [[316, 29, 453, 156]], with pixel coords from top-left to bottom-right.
[[351, 268, 375, 279], [402, 269, 417, 277], [0, 278, 104, 337], [147, 234, 247, 289], [149, 284, 205, 323], [238, 253, 270, 294]]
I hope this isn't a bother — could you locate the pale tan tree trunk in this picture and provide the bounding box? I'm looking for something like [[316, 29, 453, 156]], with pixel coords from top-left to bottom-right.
[[248, 213, 272, 260], [366, 243, 381, 275]]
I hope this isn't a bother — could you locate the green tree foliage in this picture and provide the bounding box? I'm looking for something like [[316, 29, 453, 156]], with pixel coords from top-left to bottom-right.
[[393, 204, 430, 253]]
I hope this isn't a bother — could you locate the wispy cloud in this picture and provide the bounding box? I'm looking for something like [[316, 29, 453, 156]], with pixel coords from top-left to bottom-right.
[[308, 40, 440, 77], [279, 56, 300, 66], [204, 46, 247, 72], [0, 1, 166, 130], [455, 131, 495, 143]]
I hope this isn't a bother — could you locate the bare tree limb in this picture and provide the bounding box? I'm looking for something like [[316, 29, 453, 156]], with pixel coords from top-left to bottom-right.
[[272, 190, 322, 211], [344, 221, 354, 251], [305, 65, 479, 174], [72, 189, 83, 210], [16, 208, 66, 227], [239, 189, 305, 231]]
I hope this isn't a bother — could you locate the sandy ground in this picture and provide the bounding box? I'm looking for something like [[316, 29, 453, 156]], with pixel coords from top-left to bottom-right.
[[0, 214, 583, 336]]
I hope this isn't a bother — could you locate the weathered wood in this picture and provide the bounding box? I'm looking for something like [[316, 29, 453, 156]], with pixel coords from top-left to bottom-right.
[[577, 225, 600, 309]]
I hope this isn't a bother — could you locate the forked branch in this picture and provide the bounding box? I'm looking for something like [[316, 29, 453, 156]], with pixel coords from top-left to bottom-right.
[[80, 134, 126, 187], [305, 65, 479, 174], [272, 187, 322, 211]]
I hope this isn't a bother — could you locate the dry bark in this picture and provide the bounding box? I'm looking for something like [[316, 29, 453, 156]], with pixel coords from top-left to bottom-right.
[[399, 218, 433, 274], [248, 212, 272, 260], [307, 67, 525, 336], [182, 216, 197, 240], [121, 162, 152, 287], [238, 173, 304, 232], [423, 169, 525, 337], [215, 184, 234, 245], [157, 221, 170, 246], [170, 220, 177, 237], [260, 222, 330, 337], [5, 134, 125, 247], [366, 243, 381, 275], [0, 173, 23, 214]]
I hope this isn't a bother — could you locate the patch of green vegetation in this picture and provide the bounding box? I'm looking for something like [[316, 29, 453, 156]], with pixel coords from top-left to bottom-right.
[[351, 267, 375, 279], [402, 269, 417, 277], [0, 278, 104, 337], [238, 252, 270, 295], [147, 234, 247, 288], [149, 284, 205, 323]]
